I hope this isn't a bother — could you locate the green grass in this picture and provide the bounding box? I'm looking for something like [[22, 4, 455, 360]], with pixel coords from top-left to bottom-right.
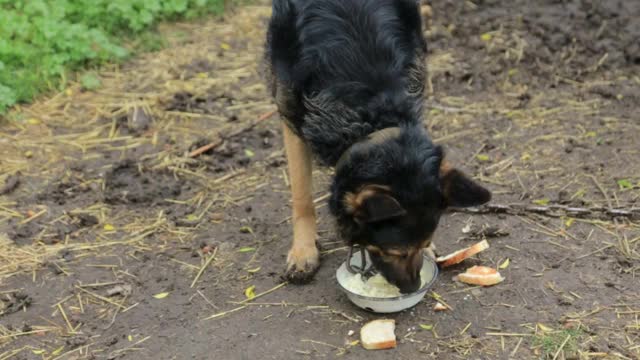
[[0, 0, 226, 113], [533, 327, 584, 359]]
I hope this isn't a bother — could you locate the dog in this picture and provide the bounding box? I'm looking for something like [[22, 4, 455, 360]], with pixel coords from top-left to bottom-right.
[[265, 0, 491, 293]]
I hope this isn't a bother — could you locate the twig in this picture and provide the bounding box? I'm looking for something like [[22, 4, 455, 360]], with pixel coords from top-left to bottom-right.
[[203, 305, 247, 320], [0, 329, 55, 341], [331, 310, 360, 323], [301, 339, 345, 351], [197, 290, 219, 309], [57, 304, 75, 334], [103, 294, 129, 330], [511, 337, 523, 357], [429, 292, 453, 310], [552, 334, 572, 360], [107, 336, 151, 358], [74, 286, 126, 309], [588, 175, 612, 210], [19, 209, 47, 225], [450, 202, 640, 220], [77, 281, 124, 288], [190, 247, 218, 288], [188, 109, 277, 158], [51, 346, 87, 360], [188, 138, 223, 158]]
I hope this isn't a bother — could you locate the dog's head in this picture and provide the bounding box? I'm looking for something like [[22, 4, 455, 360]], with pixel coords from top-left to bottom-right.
[[330, 127, 491, 293]]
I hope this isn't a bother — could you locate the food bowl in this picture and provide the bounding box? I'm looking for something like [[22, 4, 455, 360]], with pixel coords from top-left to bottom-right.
[[336, 249, 438, 313]]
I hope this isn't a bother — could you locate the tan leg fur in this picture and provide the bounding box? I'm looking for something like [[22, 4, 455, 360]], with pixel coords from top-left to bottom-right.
[[282, 123, 320, 282]]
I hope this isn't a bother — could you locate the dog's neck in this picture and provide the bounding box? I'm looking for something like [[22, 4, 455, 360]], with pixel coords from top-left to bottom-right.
[[335, 127, 402, 171]]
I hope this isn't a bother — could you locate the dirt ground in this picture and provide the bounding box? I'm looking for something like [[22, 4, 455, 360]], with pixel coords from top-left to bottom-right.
[[1, 1, 640, 359]]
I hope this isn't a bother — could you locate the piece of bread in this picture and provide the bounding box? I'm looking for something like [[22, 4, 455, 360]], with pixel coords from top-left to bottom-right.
[[433, 302, 447, 311], [435, 240, 490, 267], [455, 265, 505, 286], [360, 319, 397, 350]]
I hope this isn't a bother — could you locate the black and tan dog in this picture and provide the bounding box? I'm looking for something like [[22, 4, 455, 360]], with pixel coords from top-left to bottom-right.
[[265, 0, 491, 293]]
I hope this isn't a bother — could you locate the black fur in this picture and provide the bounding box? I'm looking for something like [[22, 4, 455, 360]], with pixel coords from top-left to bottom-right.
[[266, 0, 490, 293], [266, 0, 427, 166]]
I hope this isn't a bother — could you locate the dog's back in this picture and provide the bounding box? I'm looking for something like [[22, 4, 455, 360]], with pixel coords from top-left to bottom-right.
[[267, 0, 492, 290], [267, 0, 428, 165]]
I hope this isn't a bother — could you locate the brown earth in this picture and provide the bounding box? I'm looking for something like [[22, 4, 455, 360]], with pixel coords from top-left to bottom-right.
[[1, 1, 639, 359]]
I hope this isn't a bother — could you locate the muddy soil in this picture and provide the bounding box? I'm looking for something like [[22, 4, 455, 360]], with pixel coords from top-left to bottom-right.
[[1, 1, 639, 359]]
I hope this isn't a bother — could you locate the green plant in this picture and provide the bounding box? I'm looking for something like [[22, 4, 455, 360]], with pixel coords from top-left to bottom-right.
[[0, 0, 225, 113], [533, 327, 584, 359], [80, 72, 101, 91]]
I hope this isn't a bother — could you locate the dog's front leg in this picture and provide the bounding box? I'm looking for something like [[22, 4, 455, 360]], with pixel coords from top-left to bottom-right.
[[282, 123, 320, 283]]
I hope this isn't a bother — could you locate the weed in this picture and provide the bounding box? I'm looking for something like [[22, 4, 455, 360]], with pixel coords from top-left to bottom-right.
[[80, 72, 101, 91], [0, 0, 225, 113], [533, 327, 584, 359]]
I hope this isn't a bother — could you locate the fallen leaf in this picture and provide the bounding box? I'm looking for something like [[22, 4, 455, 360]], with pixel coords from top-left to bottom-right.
[[239, 226, 253, 234], [103, 224, 115, 231], [476, 154, 490, 162], [537, 323, 553, 332], [244, 285, 256, 299], [419, 324, 433, 330], [499, 258, 510, 269], [244, 149, 255, 158], [565, 218, 575, 227], [51, 346, 64, 356], [153, 292, 169, 299], [617, 179, 633, 190], [238, 247, 255, 253]]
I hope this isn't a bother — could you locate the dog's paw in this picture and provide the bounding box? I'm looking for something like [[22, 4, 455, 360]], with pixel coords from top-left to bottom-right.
[[283, 244, 320, 284]]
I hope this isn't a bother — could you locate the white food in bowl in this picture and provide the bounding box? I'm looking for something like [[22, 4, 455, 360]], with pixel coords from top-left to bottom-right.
[[342, 268, 430, 298], [336, 250, 438, 313]]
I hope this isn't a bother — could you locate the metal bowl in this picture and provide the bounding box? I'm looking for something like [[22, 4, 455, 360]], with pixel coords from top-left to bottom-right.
[[336, 250, 438, 313]]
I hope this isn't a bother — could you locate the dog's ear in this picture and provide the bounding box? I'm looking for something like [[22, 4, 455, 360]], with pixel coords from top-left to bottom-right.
[[440, 161, 491, 208], [344, 185, 406, 223]]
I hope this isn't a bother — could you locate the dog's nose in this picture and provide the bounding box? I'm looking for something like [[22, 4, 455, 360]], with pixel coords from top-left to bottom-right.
[[396, 269, 421, 294], [398, 279, 421, 294]]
